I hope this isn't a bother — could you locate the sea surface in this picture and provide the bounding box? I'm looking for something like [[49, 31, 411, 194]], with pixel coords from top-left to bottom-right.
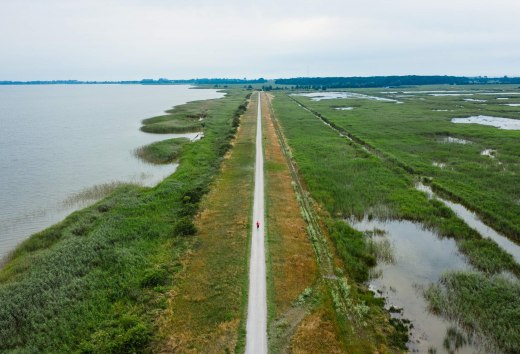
[[0, 84, 223, 260]]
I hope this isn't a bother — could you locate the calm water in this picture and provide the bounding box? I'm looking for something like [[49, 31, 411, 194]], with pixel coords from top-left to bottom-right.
[[349, 217, 480, 353], [0, 85, 223, 260], [417, 183, 520, 264]]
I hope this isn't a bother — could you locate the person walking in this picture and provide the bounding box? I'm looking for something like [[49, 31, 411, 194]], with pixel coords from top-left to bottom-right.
[[256, 221, 260, 230]]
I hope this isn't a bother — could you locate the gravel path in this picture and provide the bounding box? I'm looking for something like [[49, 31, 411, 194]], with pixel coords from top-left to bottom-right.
[[245, 92, 268, 354]]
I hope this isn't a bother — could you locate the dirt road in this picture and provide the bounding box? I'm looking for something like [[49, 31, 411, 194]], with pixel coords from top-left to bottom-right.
[[245, 92, 267, 354]]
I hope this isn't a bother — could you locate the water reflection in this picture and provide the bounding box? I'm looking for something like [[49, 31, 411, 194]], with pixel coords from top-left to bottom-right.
[[348, 217, 479, 353]]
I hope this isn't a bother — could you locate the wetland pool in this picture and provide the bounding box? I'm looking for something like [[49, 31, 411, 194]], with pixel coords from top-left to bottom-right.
[[349, 217, 480, 353], [451, 115, 520, 130]]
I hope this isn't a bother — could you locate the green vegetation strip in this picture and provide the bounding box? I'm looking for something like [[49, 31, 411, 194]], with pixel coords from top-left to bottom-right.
[[0, 89, 249, 353], [134, 137, 190, 164], [140, 101, 209, 133]]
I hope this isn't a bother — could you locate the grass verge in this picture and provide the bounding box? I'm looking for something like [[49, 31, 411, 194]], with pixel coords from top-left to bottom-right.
[[152, 92, 256, 353], [262, 92, 318, 353]]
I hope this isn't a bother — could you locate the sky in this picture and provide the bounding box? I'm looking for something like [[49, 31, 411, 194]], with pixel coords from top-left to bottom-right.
[[1, 0, 519, 80]]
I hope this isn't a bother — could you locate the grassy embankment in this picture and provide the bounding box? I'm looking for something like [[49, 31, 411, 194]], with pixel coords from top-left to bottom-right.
[[0, 89, 250, 353], [153, 92, 256, 352], [262, 92, 330, 353], [286, 88, 520, 353]]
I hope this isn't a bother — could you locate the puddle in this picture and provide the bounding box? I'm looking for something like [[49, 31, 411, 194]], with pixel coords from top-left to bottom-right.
[[464, 99, 487, 103], [432, 161, 446, 168], [451, 115, 520, 130], [497, 98, 509, 100], [348, 217, 478, 353], [403, 91, 470, 94], [433, 109, 450, 112], [480, 149, 496, 158], [430, 93, 475, 97], [441, 136, 472, 144], [293, 92, 402, 103], [417, 183, 520, 264], [504, 103, 520, 107], [335, 107, 354, 111], [480, 92, 520, 95]]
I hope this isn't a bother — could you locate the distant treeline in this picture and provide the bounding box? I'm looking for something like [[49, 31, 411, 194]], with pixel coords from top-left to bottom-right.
[[274, 75, 520, 88], [0, 78, 267, 85]]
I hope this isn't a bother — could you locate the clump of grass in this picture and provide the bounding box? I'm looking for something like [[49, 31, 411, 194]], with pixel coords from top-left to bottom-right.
[[61, 181, 127, 208], [140, 108, 209, 134], [366, 237, 395, 264], [134, 137, 190, 164], [426, 271, 520, 353]]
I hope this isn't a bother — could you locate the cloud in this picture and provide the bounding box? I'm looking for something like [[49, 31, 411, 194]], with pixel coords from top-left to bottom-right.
[[0, 0, 519, 79]]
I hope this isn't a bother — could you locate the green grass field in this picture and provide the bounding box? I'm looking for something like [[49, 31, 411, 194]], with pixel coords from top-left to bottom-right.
[[293, 85, 520, 240], [271, 87, 520, 353]]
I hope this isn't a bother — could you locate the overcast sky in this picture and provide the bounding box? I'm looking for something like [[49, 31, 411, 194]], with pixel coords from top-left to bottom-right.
[[1, 0, 519, 80]]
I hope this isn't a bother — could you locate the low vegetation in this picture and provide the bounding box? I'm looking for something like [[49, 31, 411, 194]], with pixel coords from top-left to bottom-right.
[[0, 89, 249, 352], [293, 85, 520, 241], [426, 271, 520, 353], [269, 93, 409, 352], [270, 89, 520, 352], [140, 101, 210, 133], [134, 137, 190, 164]]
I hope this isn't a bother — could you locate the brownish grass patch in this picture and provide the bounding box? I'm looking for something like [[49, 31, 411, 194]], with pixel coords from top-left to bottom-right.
[[291, 309, 343, 354], [154, 94, 257, 353], [263, 92, 317, 314]]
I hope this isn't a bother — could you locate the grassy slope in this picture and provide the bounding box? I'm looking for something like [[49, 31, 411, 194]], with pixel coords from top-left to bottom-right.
[[0, 89, 249, 353], [153, 93, 256, 353], [262, 92, 320, 353]]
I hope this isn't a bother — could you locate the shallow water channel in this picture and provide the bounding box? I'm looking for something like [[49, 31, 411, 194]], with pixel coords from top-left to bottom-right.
[[416, 183, 520, 264], [348, 217, 480, 353]]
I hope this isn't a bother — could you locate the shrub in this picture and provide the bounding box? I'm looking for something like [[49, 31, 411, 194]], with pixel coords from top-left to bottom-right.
[[172, 217, 197, 237], [140, 268, 168, 288]]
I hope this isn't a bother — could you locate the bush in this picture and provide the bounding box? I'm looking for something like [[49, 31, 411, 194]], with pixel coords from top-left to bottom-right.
[[172, 217, 197, 236], [140, 268, 168, 288]]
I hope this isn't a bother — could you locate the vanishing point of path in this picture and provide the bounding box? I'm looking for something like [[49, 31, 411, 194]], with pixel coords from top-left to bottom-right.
[[245, 92, 268, 354]]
